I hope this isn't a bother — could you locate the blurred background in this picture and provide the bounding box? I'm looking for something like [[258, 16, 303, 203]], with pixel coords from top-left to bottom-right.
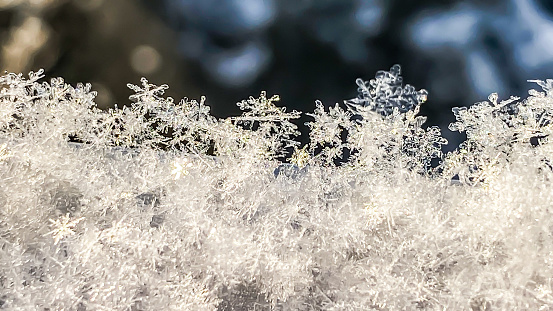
[[1, 0, 553, 150]]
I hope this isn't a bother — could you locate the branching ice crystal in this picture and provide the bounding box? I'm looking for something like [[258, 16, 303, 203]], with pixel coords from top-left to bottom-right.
[[47, 214, 84, 244], [171, 157, 193, 179], [346, 64, 428, 115], [229, 91, 301, 159], [445, 82, 553, 185], [289, 145, 309, 168], [306, 101, 352, 164], [339, 65, 447, 173]]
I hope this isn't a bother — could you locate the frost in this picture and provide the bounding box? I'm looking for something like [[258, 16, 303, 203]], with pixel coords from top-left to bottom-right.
[[1, 65, 553, 310]]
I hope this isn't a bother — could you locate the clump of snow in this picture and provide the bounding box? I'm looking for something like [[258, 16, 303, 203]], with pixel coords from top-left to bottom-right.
[[1, 67, 552, 310]]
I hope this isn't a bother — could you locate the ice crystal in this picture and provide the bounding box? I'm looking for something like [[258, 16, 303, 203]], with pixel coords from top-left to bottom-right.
[[445, 84, 553, 185], [230, 91, 301, 159], [306, 101, 352, 164], [47, 214, 84, 244], [336, 65, 446, 174], [171, 157, 193, 179], [346, 64, 428, 115], [289, 145, 309, 168]]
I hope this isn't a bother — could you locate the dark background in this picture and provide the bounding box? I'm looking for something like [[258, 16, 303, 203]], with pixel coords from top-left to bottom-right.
[[1, 0, 553, 150]]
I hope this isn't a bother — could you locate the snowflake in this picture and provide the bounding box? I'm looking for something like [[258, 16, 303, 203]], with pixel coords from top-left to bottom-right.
[[47, 214, 84, 244], [171, 157, 194, 180], [346, 64, 428, 116], [290, 145, 309, 168]]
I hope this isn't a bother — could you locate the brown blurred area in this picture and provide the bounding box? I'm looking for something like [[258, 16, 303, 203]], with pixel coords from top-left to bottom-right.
[[0, 0, 201, 109]]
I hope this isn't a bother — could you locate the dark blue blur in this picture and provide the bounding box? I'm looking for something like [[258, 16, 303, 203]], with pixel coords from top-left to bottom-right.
[[139, 0, 553, 149]]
